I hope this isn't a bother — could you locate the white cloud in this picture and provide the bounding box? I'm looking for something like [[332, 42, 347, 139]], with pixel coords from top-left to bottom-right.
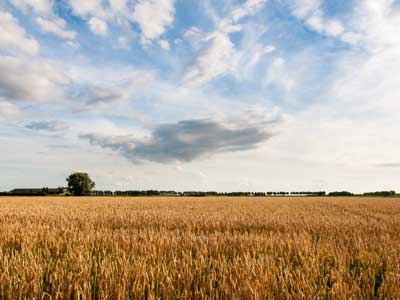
[[305, 11, 344, 37], [183, 32, 235, 86], [67, 0, 175, 44], [328, 0, 400, 114], [292, 0, 399, 50], [109, 0, 129, 14], [257, 0, 400, 192], [0, 56, 68, 102], [229, 0, 267, 23], [233, 43, 275, 81], [265, 57, 295, 92], [182, 0, 267, 86], [323, 19, 344, 37], [1, 0, 399, 192], [291, 0, 345, 38], [0, 11, 40, 56], [292, 0, 320, 19], [159, 39, 170, 50], [346, 0, 400, 51], [9, 0, 53, 14], [216, 0, 267, 34], [36, 17, 77, 40], [183, 26, 204, 48], [88, 17, 109, 36], [0, 101, 20, 120], [68, 0, 103, 18], [113, 36, 130, 50], [65, 40, 80, 49], [131, 0, 175, 44], [229, 23, 275, 82], [180, 21, 270, 86]]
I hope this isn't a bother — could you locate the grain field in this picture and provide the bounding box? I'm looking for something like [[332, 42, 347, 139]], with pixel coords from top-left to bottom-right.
[[0, 196, 399, 299]]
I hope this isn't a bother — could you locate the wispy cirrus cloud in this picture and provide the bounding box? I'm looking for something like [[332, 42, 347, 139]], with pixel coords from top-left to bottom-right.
[[182, 32, 236, 87], [291, 0, 344, 38], [182, 0, 268, 86]]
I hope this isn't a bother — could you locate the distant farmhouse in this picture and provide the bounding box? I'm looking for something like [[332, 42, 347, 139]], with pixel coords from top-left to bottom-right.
[[7, 188, 111, 196], [9, 187, 68, 195]]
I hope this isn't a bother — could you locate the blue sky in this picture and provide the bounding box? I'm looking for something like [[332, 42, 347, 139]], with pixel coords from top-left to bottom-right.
[[0, 0, 400, 192]]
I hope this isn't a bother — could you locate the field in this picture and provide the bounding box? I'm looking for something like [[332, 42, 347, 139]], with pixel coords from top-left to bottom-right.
[[0, 197, 400, 300]]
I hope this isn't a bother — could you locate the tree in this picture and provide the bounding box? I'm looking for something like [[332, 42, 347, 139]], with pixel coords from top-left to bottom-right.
[[66, 172, 95, 196]]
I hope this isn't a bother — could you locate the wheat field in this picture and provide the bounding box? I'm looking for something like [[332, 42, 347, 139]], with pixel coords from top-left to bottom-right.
[[0, 196, 399, 300]]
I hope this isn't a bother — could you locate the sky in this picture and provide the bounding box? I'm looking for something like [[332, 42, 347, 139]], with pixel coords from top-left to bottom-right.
[[0, 0, 399, 192]]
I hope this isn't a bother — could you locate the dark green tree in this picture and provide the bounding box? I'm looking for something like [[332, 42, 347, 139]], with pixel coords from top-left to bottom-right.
[[66, 172, 95, 196]]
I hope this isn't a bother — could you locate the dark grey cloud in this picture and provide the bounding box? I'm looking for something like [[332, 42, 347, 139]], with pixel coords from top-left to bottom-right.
[[80, 119, 276, 163], [74, 73, 154, 110], [78, 86, 125, 107], [26, 121, 68, 132]]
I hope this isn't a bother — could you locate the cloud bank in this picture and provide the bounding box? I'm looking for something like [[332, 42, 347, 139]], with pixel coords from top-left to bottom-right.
[[81, 118, 276, 163]]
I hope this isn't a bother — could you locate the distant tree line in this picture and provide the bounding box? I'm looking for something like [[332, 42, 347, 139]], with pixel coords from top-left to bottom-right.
[[2, 188, 398, 197], [363, 191, 396, 197], [1, 172, 398, 198], [2, 188, 398, 198], [328, 191, 354, 196], [327, 191, 397, 197], [110, 191, 328, 197]]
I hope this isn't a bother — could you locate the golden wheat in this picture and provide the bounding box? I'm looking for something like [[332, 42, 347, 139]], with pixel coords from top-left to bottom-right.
[[0, 196, 399, 299]]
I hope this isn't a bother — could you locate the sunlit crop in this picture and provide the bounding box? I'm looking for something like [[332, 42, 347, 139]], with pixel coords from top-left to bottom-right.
[[0, 196, 399, 299]]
